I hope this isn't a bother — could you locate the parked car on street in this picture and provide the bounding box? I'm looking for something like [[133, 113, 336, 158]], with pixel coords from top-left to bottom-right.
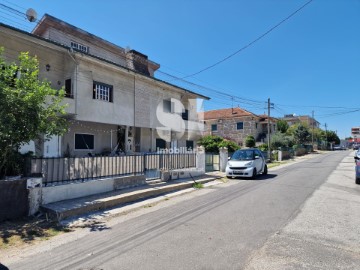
[[354, 150, 360, 185], [226, 148, 267, 179]]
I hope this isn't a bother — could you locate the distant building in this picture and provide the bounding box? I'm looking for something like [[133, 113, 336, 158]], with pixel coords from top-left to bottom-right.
[[281, 114, 320, 128], [351, 127, 360, 143], [200, 107, 277, 146]]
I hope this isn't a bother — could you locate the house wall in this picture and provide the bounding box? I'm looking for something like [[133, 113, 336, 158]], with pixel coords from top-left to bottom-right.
[[205, 116, 258, 145], [47, 28, 128, 68], [0, 26, 77, 115], [0, 29, 68, 88], [62, 121, 118, 157]]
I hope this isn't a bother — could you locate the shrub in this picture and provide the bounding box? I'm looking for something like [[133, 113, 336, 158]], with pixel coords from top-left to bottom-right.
[[245, 135, 256, 148]]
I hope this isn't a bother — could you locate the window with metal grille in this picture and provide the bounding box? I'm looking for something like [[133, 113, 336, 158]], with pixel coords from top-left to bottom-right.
[[71, 41, 89, 53], [93, 81, 113, 102]]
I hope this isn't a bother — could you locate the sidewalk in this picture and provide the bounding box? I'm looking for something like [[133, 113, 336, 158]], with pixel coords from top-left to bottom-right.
[[244, 152, 360, 269], [41, 173, 222, 222]]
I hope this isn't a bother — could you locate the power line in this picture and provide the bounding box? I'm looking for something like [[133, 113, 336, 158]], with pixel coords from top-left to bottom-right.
[[177, 0, 314, 80]]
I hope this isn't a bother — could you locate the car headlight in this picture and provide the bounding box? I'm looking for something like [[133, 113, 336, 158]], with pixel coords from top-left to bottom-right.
[[244, 161, 253, 166]]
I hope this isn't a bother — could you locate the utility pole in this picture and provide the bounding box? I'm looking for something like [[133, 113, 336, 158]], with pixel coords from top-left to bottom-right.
[[312, 110, 314, 150], [325, 123, 328, 150], [267, 98, 271, 161]]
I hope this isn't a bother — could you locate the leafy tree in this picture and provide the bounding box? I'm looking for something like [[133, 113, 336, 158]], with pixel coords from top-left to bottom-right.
[[325, 130, 340, 145], [0, 48, 68, 177], [245, 135, 256, 148], [270, 132, 294, 149], [287, 123, 310, 144], [197, 135, 240, 153], [276, 120, 289, 133]]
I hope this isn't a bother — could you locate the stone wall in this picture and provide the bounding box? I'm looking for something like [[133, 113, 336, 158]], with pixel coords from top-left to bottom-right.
[[206, 116, 259, 145]]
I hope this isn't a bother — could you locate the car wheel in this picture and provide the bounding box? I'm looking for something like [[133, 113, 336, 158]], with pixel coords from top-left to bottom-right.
[[251, 168, 257, 179], [262, 164, 268, 175], [356, 177, 360, 185]]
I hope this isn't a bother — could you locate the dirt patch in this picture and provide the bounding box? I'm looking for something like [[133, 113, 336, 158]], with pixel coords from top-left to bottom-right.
[[0, 216, 72, 251]]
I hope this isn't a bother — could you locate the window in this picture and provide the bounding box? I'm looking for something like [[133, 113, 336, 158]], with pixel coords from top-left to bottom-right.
[[71, 41, 89, 53], [93, 81, 113, 102], [75, 134, 94, 150], [65, 79, 73, 98], [237, 122, 244, 130], [256, 123, 258, 129], [211, 124, 217, 131], [163, 99, 174, 113], [186, 140, 194, 150], [182, 109, 189, 120], [156, 138, 166, 150]]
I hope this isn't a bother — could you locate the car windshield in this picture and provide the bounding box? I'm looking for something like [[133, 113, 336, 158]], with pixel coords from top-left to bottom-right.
[[231, 150, 255, 161]]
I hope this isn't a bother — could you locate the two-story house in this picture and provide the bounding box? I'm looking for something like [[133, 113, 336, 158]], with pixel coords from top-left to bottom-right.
[[1, 14, 208, 157], [201, 107, 277, 146], [281, 114, 320, 129]]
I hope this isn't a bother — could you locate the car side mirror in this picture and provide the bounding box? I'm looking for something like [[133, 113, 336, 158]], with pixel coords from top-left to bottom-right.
[[228, 157, 231, 160], [355, 156, 359, 160]]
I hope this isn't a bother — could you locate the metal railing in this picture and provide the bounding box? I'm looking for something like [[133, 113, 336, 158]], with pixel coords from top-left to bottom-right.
[[29, 153, 196, 186]]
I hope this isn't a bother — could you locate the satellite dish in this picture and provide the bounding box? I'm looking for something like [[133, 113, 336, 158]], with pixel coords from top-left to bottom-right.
[[26, 8, 37, 22]]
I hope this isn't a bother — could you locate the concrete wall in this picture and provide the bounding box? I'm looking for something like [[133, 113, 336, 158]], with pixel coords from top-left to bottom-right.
[[0, 179, 28, 221], [41, 175, 146, 205], [47, 28, 128, 68]]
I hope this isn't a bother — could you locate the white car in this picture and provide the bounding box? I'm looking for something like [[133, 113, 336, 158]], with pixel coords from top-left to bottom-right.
[[226, 149, 267, 179]]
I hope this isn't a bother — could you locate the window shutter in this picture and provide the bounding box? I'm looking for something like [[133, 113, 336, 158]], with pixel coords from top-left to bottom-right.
[[93, 82, 96, 99], [109, 86, 113, 102]]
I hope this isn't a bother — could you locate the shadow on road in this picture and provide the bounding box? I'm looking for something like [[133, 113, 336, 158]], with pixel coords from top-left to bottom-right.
[[230, 173, 277, 181]]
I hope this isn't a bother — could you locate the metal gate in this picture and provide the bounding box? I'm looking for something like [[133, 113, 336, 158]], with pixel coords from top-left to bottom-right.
[[205, 153, 220, 172]]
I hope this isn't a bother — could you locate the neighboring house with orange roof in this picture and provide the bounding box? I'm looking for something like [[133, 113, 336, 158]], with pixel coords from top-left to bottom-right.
[[201, 107, 277, 146]]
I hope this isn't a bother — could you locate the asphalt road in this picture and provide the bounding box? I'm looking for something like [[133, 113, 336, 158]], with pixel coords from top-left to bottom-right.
[[6, 151, 352, 270]]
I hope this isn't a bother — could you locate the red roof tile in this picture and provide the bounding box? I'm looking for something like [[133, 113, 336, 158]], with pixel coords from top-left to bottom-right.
[[201, 107, 257, 120]]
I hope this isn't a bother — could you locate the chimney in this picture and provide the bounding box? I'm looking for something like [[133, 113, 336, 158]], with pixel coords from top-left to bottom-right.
[[126, 49, 150, 76]]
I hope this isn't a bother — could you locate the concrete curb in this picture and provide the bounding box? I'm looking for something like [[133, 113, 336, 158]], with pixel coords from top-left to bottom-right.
[[41, 176, 219, 221]]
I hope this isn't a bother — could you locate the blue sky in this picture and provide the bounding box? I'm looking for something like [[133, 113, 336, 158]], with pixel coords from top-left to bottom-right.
[[1, 0, 359, 139]]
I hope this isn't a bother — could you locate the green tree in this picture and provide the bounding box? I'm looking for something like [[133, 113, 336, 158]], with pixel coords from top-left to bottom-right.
[[197, 135, 240, 153], [276, 120, 289, 133], [270, 132, 294, 149], [325, 130, 340, 145], [287, 123, 310, 144], [245, 135, 256, 148], [0, 48, 68, 177]]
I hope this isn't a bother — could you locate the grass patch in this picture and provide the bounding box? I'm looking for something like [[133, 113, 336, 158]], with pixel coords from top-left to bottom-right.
[[192, 182, 204, 189], [267, 161, 286, 168], [0, 217, 72, 250]]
